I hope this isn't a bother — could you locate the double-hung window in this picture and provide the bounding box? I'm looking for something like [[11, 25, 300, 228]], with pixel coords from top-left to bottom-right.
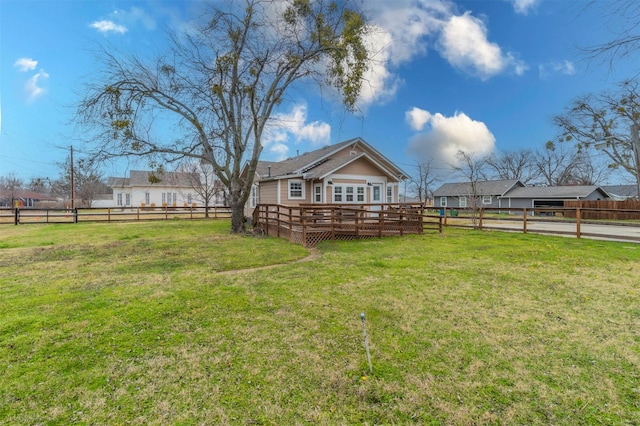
[[386, 186, 393, 203], [440, 196, 447, 207], [482, 195, 492, 205], [288, 180, 304, 199], [459, 196, 467, 208], [333, 186, 343, 202]]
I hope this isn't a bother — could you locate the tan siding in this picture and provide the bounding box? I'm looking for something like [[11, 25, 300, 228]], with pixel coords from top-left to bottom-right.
[[259, 181, 279, 204], [338, 157, 382, 176]]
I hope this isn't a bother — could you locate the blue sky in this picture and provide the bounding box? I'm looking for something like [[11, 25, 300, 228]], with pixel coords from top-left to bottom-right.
[[1, 0, 637, 184]]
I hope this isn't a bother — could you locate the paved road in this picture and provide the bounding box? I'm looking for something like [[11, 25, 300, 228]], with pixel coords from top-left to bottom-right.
[[449, 218, 640, 243]]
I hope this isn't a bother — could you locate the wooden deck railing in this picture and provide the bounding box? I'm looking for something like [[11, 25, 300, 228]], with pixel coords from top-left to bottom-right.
[[253, 203, 424, 246]]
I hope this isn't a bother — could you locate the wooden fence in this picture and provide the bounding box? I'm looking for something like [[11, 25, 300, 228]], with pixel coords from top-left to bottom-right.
[[431, 206, 640, 243], [563, 200, 640, 220], [253, 203, 424, 247], [0, 206, 231, 225]]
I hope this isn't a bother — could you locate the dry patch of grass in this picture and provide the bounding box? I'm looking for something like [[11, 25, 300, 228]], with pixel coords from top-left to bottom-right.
[[1, 223, 639, 424]]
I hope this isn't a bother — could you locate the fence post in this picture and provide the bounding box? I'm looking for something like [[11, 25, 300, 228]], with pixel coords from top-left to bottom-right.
[[478, 208, 483, 230], [523, 208, 527, 234], [74, 208, 78, 223], [576, 207, 581, 239], [14, 208, 19, 225]]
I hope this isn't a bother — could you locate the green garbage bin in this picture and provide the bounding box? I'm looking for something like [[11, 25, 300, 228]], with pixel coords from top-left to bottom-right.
[[450, 209, 458, 217]]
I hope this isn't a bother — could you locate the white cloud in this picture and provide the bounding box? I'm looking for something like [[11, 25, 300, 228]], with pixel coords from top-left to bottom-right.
[[538, 60, 576, 79], [112, 7, 156, 31], [90, 20, 128, 34], [352, 0, 528, 108], [406, 109, 495, 171], [437, 12, 527, 80], [507, 0, 541, 15], [405, 107, 432, 131], [25, 69, 49, 101], [14, 58, 37, 72], [262, 104, 331, 159]]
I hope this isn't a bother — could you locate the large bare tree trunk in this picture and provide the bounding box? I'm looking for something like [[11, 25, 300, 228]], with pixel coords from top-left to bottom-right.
[[229, 190, 247, 234]]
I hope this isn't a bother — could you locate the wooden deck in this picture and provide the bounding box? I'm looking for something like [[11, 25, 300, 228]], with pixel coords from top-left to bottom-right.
[[253, 203, 424, 247]]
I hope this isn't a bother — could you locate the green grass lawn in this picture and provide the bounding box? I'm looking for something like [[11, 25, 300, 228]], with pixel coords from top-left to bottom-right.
[[1, 221, 639, 425]]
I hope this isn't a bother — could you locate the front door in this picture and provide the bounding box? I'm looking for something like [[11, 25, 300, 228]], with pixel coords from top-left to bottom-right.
[[370, 184, 383, 217]]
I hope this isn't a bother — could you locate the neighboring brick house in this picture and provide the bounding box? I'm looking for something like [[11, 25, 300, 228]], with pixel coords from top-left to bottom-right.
[[244, 137, 408, 217]]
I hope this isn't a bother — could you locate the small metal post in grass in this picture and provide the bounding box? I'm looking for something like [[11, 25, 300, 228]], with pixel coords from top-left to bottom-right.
[[360, 312, 373, 375]]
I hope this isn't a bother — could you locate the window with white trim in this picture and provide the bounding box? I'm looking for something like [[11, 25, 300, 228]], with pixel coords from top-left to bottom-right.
[[459, 196, 467, 208], [333, 186, 343, 202], [145, 192, 150, 205], [314, 185, 322, 203], [440, 196, 447, 207], [332, 184, 366, 203], [250, 185, 258, 207], [346, 186, 354, 202], [117, 193, 123, 206], [125, 193, 131, 206], [386, 186, 393, 203], [288, 180, 304, 199], [482, 195, 492, 204]]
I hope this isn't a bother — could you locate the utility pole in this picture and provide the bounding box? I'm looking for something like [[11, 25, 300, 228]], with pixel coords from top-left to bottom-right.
[[70, 145, 75, 209]]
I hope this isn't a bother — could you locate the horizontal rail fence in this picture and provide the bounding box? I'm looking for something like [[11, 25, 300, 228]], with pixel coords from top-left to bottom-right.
[[0, 206, 231, 225], [428, 206, 640, 242], [253, 203, 424, 247]]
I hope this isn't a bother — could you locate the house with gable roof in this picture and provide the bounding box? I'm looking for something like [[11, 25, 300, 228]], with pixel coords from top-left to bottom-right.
[[96, 170, 227, 208], [433, 179, 524, 209], [434, 178, 611, 212], [244, 137, 408, 216]]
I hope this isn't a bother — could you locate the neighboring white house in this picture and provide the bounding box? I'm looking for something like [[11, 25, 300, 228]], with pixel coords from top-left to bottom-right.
[[92, 170, 227, 208]]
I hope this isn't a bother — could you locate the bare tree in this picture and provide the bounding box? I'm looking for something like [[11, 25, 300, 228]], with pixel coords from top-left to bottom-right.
[[26, 177, 50, 194], [450, 151, 488, 225], [77, 0, 371, 233], [532, 141, 583, 186], [552, 80, 640, 194], [408, 160, 437, 205], [178, 161, 227, 218], [580, 0, 640, 73], [0, 173, 24, 207], [485, 149, 535, 184], [51, 156, 110, 207]]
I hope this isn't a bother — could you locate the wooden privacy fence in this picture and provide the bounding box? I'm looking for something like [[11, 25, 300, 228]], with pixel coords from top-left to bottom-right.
[[0, 206, 231, 225], [563, 200, 640, 220], [253, 203, 424, 247]]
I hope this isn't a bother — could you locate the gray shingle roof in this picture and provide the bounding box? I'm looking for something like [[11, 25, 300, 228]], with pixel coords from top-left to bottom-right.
[[503, 185, 610, 199], [602, 185, 638, 198], [108, 170, 195, 188], [255, 138, 406, 181], [433, 179, 522, 197]]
